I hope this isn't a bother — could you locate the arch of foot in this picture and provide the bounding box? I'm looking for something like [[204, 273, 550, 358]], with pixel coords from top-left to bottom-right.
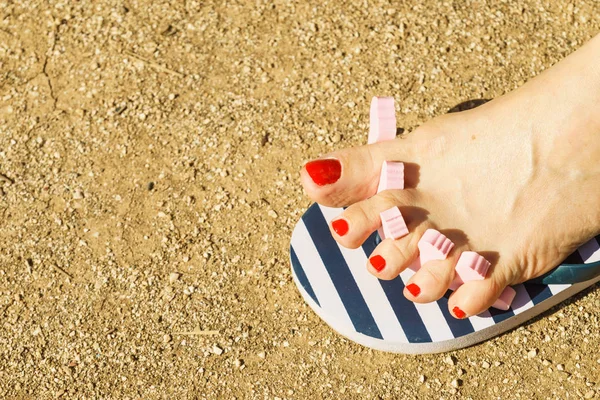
[[352, 97, 516, 312]]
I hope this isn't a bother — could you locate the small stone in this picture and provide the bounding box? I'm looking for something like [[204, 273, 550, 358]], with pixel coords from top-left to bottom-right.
[[183, 286, 195, 295], [584, 390, 595, 399], [481, 361, 490, 369], [268, 209, 278, 219], [163, 334, 172, 343], [527, 349, 538, 358], [419, 375, 426, 383], [234, 359, 244, 368], [444, 355, 456, 366], [542, 359, 551, 366], [494, 361, 502, 367], [212, 344, 223, 355], [451, 379, 462, 388], [257, 351, 265, 359], [73, 189, 84, 199], [556, 364, 565, 371], [169, 272, 180, 283]]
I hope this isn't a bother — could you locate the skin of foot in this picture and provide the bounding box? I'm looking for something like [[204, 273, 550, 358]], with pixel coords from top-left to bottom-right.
[[300, 33, 600, 319]]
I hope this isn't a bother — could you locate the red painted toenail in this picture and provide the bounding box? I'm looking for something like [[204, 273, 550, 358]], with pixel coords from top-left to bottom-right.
[[406, 283, 421, 297], [452, 306, 466, 319], [305, 159, 341, 186], [331, 219, 349, 236], [369, 255, 386, 272]]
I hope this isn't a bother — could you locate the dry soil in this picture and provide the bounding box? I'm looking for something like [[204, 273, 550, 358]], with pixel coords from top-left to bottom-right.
[[1, 0, 600, 399]]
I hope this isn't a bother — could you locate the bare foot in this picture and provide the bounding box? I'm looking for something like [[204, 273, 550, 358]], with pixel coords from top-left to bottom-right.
[[300, 33, 600, 319]]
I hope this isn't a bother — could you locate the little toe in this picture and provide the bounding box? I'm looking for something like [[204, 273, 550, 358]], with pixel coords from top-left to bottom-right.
[[301, 138, 416, 208], [448, 266, 514, 319]]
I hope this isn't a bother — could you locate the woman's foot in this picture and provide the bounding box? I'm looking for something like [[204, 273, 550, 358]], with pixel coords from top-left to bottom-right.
[[300, 34, 600, 319]]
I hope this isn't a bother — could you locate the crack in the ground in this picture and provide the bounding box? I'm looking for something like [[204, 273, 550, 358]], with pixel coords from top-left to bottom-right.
[[41, 23, 61, 111]]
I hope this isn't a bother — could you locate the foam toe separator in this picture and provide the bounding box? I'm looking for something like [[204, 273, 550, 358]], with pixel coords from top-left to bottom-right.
[[377, 161, 405, 193], [417, 229, 454, 265], [379, 206, 409, 240], [491, 286, 517, 310], [368, 97, 397, 144]]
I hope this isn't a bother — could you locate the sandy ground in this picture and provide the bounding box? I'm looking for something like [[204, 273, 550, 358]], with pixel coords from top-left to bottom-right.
[[1, 0, 600, 398]]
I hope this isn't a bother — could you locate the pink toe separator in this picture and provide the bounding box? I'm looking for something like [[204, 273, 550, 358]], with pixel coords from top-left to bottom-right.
[[492, 286, 517, 310], [418, 229, 455, 264], [453, 251, 490, 285], [368, 97, 396, 144], [379, 206, 409, 240], [449, 251, 515, 309], [412, 229, 454, 272], [377, 161, 404, 193]]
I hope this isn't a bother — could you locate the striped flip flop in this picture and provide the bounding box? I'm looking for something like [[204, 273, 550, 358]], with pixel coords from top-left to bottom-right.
[[290, 203, 600, 354]]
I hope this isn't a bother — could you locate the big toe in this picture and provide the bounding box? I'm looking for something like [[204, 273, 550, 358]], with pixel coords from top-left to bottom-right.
[[300, 138, 416, 207]]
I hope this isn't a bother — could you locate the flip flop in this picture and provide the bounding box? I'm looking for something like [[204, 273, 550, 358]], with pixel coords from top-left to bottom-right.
[[290, 203, 600, 354], [291, 96, 600, 353]]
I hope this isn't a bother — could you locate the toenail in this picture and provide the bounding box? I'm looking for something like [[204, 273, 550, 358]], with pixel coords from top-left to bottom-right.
[[452, 306, 466, 319], [369, 255, 386, 272], [304, 159, 341, 186], [331, 219, 349, 236], [406, 283, 421, 297]]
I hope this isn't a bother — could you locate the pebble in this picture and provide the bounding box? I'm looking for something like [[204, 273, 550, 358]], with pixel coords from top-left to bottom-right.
[[451, 379, 462, 388], [481, 361, 490, 369], [257, 351, 265, 359], [163, 334, 172, 343], [73, 189, 84, 199], [584, 390, 595, 399], [418, 375, 426, 383], [556, 364, 565, 371], [234, 359, 244, 368], [268, 209, 278, 219], [169, 272, 180, 283], [527, 349, 538, 358], [212, 345, 223, 355], [444, 355, 456, 366]]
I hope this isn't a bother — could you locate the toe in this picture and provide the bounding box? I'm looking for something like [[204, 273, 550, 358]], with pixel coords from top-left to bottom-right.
[[330, 190, 426, 249], [403, 230, 467, 303], [403, 255, 459, 303], [448, 262, 515, 318], [301, 138, 416, 208], [365, 221, 431, 280], [366, 237, 420, 280]]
